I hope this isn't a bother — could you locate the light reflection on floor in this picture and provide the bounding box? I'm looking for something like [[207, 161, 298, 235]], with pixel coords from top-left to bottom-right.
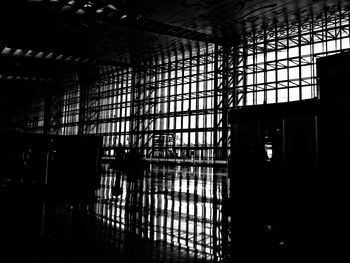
[[95, 164, 230, 262]]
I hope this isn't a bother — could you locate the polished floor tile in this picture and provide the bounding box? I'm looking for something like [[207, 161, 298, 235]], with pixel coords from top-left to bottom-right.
[[40, 164, 231, 262]]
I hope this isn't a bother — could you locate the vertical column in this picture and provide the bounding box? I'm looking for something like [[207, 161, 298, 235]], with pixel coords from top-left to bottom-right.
[[43, 84, 53, 135], [187, 45, 193, 160], [77, 64, 100, 135], [214, 44, 233, 161], [213, 44, 219, 161], [221, 45, 230, 161], [130, 68, 142, 148]]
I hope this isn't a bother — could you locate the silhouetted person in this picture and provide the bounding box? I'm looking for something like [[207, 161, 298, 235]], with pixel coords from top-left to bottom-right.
[[124, 148, 145, 232], [125, 148, 145, 179], [111, 144, 125, 197]]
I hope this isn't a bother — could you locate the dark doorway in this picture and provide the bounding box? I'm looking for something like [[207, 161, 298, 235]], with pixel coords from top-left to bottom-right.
[[229, 99, 320, 257]]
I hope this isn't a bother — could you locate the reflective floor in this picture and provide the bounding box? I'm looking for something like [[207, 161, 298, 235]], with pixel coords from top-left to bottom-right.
[[94, 164, 231, 262], [0, 164, 231, 263]]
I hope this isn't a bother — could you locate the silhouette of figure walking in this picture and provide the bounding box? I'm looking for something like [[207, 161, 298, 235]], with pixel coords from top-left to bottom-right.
[[123, 148, 145, 232], [111, 144, 125, 197]]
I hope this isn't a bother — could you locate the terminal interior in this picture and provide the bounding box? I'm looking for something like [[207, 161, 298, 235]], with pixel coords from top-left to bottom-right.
[[1, 0, 350, 261]]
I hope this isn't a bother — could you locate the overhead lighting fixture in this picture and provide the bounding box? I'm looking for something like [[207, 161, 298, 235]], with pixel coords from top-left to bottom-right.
[[13, 49, 24, 57], [107, 4, 118, 11], [96, 8, 104, 14], [45, 52, 54, 59], [56, 54, 64, 60], [35, 52, 44, 58], [24, 50, 35, 57], [0, 45, 90, 64], [61, 5, 73, 12], [1, 47, 12, 55], [83, 2, 94, 8], [75, 9, 86, 15], [120, 14, 128, 19]]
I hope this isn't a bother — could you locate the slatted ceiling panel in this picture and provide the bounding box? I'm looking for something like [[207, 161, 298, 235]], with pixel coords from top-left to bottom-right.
[[2, 0, 350, 70], [50, 1, 214, 60], [0, 46, 88, 67], [1, 1, 200, 64], [0, 2, 101, 61]]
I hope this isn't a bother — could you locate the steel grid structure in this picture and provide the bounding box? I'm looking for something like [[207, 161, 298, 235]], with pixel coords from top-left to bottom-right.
[[132, 43, 221, 162], [14, 42, 234, 164], [235, 4, 350, 107], [10, 3, 350, 162], [52, 42, 228, 164], [48, 73, 80, 135]]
